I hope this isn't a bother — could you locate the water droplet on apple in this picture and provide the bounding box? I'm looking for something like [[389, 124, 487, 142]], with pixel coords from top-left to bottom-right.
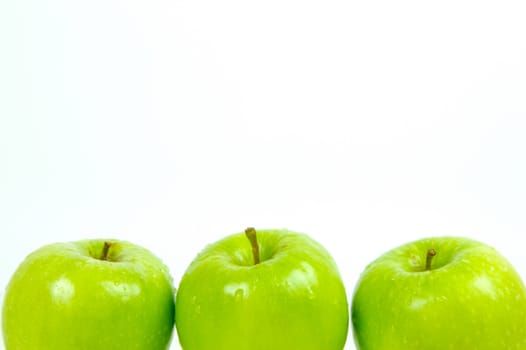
[[223, 282, 249, 299], [234, 288, 244, 300]]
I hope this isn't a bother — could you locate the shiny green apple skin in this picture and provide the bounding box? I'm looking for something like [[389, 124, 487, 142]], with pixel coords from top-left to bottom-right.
[[175, 229, 349, 350], [351, 236, 526, 350], [2, 239, 175, 349]]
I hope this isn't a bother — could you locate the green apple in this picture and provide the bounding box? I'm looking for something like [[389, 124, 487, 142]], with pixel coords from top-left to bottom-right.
[[351, 236, 526, 349], [2, 239, 175, 349], [175, 228, 349, 350]]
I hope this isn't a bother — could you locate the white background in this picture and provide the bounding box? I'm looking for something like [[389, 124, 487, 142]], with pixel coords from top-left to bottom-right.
[[1, 0, 526, 348]]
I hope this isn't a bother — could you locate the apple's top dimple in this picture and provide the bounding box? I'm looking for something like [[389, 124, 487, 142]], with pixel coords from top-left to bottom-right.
[[86, 240, 120, 262]]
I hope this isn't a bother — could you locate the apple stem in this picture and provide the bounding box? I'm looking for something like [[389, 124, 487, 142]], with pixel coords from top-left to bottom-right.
[[245, 227, 260, 265], [425, 248, 436, 271], [100, 241, 112, 261]]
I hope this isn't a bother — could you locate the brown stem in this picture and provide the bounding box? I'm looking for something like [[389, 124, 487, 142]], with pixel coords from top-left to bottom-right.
[[425, 248, 436, 271], [100, 241, 112, 261], [244, 227, 260, 265]]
